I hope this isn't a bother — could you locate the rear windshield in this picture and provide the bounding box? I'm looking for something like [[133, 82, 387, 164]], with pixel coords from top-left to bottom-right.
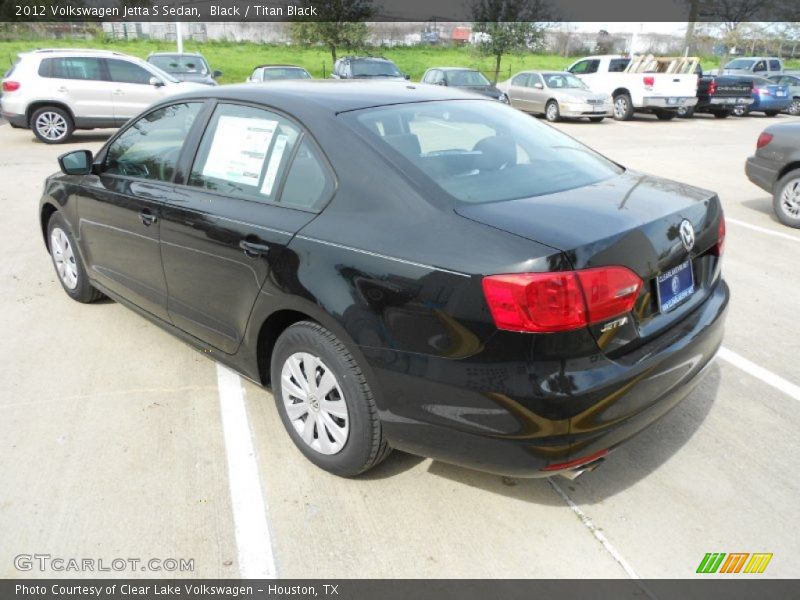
[[351, 60, 402, 78], [262, 67, 311, 80], [149, 55, 208, 75], [347, 100, 622, 204]]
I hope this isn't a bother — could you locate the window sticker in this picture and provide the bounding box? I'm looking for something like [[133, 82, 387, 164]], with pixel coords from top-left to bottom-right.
[[260, 134, 289, 196], [202, 116, 277, 187]]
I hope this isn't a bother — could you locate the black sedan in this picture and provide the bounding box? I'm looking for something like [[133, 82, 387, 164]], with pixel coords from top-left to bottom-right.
[[40, 81, 729, 478]]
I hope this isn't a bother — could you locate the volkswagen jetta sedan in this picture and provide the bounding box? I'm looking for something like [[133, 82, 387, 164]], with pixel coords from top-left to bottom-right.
[[40, 81, 728, 478]]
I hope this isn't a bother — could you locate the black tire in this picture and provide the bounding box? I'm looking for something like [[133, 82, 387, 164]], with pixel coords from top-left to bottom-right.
[[732, 104, 749, 117], [31, 106, 74, 144], [764, 110, 780, 117], [712, 110, 731, 119], [588, 116, 604, 123], [788, 98, 800, 116], [677, 106, 695, 118], [772, 169, 800, 228], [545, 100, 561, 122], [654, 110, 677, 121], [612, 93, 634, 121], [46, 212, 104, 303], [271, 321, 391, 476]]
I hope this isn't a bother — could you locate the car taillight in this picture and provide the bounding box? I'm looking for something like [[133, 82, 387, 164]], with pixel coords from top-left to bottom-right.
[[756, 132, 773, 149], [643, 75, 654, 88], [712, 215, 726, 257], [482, 266, 643, 333], [708, 80, 717, 95], [2, 80, 20, 92], [756, 87, 770, 95]]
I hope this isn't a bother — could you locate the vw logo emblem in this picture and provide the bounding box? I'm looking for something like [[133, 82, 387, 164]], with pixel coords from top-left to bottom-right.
[[679, 220, 695, 252]]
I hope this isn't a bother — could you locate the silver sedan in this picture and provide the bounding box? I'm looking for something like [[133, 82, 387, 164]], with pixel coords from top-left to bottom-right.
[[497, 71, 613, 122]]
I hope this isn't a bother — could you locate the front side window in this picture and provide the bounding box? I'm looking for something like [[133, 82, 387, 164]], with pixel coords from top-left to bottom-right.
[[104, 102, 202, 181], [447, 70, 490, 86], [569, 60, 599, 75], [107, 59, 153, 85], [753, 61, 767, 72], [349, 100, 622, 205], [189, 104, 300, 203], [39, 57, 103, 81]]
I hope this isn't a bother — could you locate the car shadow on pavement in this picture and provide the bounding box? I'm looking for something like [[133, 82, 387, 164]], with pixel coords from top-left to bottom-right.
[[742, 196, 778, 219], [422, 363, 721, 506]]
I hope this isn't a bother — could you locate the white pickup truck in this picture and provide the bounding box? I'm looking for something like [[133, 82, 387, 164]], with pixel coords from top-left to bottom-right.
[[566, 55, 699, 121]]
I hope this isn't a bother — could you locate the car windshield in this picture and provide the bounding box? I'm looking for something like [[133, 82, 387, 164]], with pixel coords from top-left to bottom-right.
[[543, 73, 587, 89], [447, 70, 490, 86], [349, 100, 622, 204], [262, 67, 311, 80], [352, 60, 403, 78], [725, 59, 755, 70], [149, 55, 208, 75]]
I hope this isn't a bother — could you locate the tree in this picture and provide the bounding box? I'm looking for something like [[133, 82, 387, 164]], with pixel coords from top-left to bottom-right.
[[706, 1, 770, 72], [290, 0, 374, 66], [471, 0, 551, 84]]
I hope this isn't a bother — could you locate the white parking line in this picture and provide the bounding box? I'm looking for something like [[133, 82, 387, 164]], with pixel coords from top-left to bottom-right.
[[548, 480, 642, 580], [727, 218, 800, 243], [718, 347, 800, 402], [216, 363, 277, 578]]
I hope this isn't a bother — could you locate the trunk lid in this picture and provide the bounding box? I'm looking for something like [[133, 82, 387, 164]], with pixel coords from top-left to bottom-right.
[[456, 171, 724, 354]]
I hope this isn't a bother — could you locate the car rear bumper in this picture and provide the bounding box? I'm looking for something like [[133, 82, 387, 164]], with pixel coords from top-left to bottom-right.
[[745, 154, 779, 193], [752, 96, 792, 111], [707, 96, 754, 106], [642, 96, 698, 109], [369, 278, 729, 477]]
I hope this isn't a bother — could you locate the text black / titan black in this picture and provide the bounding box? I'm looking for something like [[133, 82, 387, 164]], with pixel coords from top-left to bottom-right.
[[40, 81, 729, 478]]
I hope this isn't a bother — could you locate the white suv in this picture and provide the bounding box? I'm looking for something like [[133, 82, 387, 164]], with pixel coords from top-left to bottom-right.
[[1, 48, 206, 143]]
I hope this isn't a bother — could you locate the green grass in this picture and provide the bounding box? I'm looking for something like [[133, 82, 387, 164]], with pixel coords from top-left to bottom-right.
[[3, 38, 799, 83]]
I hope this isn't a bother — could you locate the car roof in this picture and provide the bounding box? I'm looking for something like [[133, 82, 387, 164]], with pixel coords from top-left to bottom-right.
[[148, 52, 204, 58], [170, 80, 489, 114], [427, 67, 480, 72], [255, 64, 307, 69]]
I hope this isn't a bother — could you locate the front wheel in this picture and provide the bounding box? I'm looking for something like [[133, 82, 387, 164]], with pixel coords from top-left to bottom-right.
[[613, 94, 634, 121], [545, 100, 561, 122], [271, 321, 391, 476], [773, 169, 800, 228], [654, 110, 677, 121], [31, 106, 74, 144], [47, 212, 104, 303]]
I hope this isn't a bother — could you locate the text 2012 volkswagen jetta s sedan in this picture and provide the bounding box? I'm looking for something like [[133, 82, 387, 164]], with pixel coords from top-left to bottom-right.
[[40, 81, 729, 478]]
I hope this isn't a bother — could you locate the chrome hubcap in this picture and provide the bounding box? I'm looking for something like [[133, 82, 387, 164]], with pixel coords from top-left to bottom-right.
[[614, 97, 627, 118], [790, 100, 800, 115], [547, 104, 558, 120], [281, 352, 349, 455], [50, 227, 78, 289], [35, 112, 68, 141], [779, 178, 800, 218]]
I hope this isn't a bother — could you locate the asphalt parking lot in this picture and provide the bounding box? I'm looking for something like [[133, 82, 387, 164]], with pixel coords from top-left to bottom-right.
[[1, 111, 799, 580]]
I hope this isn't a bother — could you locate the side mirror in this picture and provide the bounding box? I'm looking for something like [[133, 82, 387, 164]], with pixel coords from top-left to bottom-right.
[[404, 74, 411, 80], [533, 82, 543, 89], [58, 150, 93, 176], [149, 76, 165, 87], [213, 70, 223, 79]]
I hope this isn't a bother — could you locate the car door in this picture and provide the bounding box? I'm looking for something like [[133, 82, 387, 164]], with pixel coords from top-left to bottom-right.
[[105, 58, 163, 123], [526, 73, 547, 113], [76, 101, 205, 320], [160, 102, 334, 353], [506, 73, 530, 109], [39, 56, 113, 125]]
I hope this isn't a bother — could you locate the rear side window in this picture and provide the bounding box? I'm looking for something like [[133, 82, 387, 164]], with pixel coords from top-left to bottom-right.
[[280, 139, 334, 210], [39, 57, 104, 81], [189, 103, 301, 204], [104, 102, 202, 181], [107, 59, 153, 85], [769, 60, 781, 71], [608, 58, 630, 72], [510, 73, 529, 86]]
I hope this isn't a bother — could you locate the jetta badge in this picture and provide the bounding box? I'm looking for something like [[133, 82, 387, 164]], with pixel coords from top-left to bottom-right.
[[679, 219, 695, 252]]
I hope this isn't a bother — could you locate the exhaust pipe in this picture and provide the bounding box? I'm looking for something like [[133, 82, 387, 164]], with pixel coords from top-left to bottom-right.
[[559, 458, 604, 481]]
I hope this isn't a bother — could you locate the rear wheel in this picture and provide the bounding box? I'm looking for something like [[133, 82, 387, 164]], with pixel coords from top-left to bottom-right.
[[732, 104, 749, 117], [271, 321, 391, 476], [773, 169, 800, 228], [654, 110, 677, 121], [677, 106, 695, 118], [31, 106, 73, 144], [613, 93, 634, 121], [588, 116, 604, 123], [764, 110, 780, 117], [47, 212, 104, 302], [788, 98, 800, 116], [545, 100, 561, 122]]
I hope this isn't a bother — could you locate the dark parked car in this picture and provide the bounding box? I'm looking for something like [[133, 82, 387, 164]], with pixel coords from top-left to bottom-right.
[[247, 64, 312, 82], [421, 67, 508, 103], [732, 76, 791, 117], [146, 52, 221, 86], [40, 82, 728, 479], [330, 56, 408, 80], [745, 122, 800, 227], [679, 70, 753, 118]]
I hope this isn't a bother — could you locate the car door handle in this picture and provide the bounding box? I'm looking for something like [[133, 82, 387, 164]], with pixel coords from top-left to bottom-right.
[[239, 240, 270, 258], [113, 90, 124, 95], [57, 87, 68, 93], [140, 209, 158, 227]]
